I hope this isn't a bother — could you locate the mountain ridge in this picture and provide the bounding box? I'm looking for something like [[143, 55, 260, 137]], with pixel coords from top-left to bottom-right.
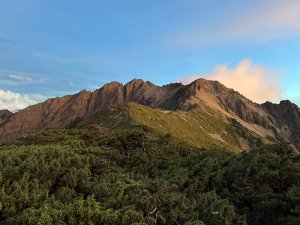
[[0, 78, 299, 150]]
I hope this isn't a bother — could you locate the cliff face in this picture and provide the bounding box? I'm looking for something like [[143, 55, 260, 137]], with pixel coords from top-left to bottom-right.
[[0, 110, 13, 127], [0, 78, 299, 150], [262, 100, 300, 148]]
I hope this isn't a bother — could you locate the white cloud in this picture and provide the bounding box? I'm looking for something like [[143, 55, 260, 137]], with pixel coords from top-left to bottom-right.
[[0, 90, 45, 111], [177, 60, 283, 103]]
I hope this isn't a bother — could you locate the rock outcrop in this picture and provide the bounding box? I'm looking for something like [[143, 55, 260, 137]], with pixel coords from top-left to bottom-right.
[[0, 110, 13, 127], [262, 100, 300, 148]]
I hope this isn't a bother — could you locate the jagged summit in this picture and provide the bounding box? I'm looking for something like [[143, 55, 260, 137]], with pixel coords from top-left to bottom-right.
[[0, 109, 12, 114], [125, 78, 154, 86], [100, 79, 156, 89], [0, 78, 299, 150]]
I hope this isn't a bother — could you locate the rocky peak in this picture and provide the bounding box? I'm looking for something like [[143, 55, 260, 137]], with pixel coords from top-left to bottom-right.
[[162, 82, 182, 88], [0, 109, 12, 117], [125, 78, 144, 86], [0, 109, 13, 127], [262, 100, 300, 117], [187, 78, 228, 94], [123, 79, 158, 104], [0, 109, 12, 115], [125, 79, 157, 89], [102, 81, 123, 91]]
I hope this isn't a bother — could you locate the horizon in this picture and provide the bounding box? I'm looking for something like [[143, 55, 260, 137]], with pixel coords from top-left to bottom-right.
[[1, 0, 300, 111]]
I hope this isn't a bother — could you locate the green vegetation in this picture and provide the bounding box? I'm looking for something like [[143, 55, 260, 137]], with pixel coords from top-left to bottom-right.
[[83, 103, 263, 152], [0, 125, 299, 225]]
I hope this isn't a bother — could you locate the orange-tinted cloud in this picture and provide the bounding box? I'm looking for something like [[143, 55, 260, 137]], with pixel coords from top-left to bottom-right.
[[177, 60, 283, 103]]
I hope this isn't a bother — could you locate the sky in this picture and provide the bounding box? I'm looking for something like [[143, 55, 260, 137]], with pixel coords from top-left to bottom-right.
[[0, 0, 300, 111]]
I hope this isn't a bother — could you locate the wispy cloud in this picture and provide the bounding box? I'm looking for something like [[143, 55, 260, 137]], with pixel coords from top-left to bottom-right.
[[0, 71, 50, 85], [177, 60, 283, 103], [0, 89, 47, 111], [170, 0, 300, 47], [9, 74, 33, 82], [223, 0, 300, 41]]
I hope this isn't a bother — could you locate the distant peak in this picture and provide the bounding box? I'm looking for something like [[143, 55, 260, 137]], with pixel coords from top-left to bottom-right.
[[0, 109, 13, 119], [125, 79, 145, 85], [193, 77, 207, 83], [188, 77, 227, 92], [102, 81, 123, 88], [0, 109, 11, 113], [125, 79, 156, 88], [280, 100, 293, 105], [263, 100, 297, 108], [280, 100, 300, 110], [192, 78, 222, 85]]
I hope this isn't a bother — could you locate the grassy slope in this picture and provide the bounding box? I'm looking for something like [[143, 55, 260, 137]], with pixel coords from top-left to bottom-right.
[[82, 102, 263, 152], [127, 103, 242, 151]]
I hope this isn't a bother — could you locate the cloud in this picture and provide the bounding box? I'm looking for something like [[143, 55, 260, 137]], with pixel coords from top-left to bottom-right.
[[0, 71, 50, 85], [9, 74, 33, 82], [0, 90, 46, 111], [223, 0, 300, 41], [177, 60, 283, 103], [170, 0, 300, 47]]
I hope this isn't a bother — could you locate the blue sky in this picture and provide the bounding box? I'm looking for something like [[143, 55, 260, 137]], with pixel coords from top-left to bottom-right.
[[0, 0, 300, 110]]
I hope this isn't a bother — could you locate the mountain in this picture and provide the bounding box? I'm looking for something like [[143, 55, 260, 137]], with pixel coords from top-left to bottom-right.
[[0, 109, 13, 127], [0, 78, 299, 150]]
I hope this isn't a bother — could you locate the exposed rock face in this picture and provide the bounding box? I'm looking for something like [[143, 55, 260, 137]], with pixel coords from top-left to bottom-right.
[[0, 110, 13, 127], [0, 78, 299, 150], [262, 100, 300, 148]]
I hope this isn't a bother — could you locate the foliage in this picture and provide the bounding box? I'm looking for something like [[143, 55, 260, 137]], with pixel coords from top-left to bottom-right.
[[0, 127, 299, 225]]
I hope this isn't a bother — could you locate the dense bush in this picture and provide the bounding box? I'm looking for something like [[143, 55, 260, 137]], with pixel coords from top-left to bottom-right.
[[0, 128, 299, 224]]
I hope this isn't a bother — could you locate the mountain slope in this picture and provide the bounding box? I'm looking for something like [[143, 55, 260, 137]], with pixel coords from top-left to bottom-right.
[[82, 102, 264, 151], [0, 78, 299, 150]]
